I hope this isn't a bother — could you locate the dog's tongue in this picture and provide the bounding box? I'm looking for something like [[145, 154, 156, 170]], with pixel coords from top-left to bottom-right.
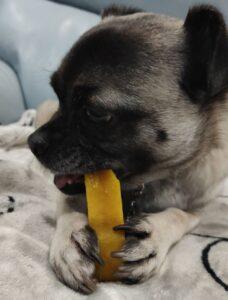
[[54, 174, 83, 189]]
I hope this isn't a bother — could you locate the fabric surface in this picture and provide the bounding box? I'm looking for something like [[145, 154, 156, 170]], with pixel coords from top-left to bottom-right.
[[0, 112, 228, 299]]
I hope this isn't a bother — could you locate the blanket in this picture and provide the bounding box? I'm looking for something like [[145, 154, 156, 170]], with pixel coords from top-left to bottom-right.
[[0, 111, 228, 300]]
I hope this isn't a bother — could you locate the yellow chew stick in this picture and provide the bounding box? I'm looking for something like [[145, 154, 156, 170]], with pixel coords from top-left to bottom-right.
[[85, 170, 125, 281]]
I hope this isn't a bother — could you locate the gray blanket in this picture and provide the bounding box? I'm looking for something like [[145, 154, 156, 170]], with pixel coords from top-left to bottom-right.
[[0, 117, 228, 299]]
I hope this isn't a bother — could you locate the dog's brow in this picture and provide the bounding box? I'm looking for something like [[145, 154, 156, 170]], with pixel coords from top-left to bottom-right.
[[88, 88, 131, 111], [86, 97, 113, 111], [73, 85, 97, 98], [74, 84, 131, 111]]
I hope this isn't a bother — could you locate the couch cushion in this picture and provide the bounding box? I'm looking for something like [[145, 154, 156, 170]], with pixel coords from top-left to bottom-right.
[[52, 0, 228, 21], [0, 60, 25, 124], [0, 0, 99, 109]]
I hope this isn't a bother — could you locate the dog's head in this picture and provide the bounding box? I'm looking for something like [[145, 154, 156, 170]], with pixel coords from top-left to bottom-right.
[[28, 5, 228, 195]]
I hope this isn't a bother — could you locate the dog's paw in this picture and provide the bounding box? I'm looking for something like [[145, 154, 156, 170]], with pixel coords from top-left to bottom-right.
[[18, 109, 36, 127], [0, 125, 34, 149], [0, 195, 16, 215], [0, 126, 16, 148], [49, 213, 103, 294], [112, 214, 169, 284]]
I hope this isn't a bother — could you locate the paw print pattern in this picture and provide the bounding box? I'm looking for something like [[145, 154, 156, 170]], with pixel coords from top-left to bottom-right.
[[0, 196, 15, 215]]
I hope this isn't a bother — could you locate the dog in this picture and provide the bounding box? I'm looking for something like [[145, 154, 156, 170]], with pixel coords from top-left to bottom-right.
[[27, 4, 228, 294]]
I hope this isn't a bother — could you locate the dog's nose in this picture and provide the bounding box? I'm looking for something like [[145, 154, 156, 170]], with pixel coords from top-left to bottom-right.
[[28, 132, 48, 157]]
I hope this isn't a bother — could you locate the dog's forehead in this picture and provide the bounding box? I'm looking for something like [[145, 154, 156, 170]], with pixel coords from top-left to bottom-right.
[[69, 82, 137, 111], [62, 23, 145, 81], [53, 12, 184, 109], [61, 12, 183, 78]]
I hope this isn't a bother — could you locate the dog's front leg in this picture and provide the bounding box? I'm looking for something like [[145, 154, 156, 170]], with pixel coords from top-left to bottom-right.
[[49, 194, 103, 294], [113, 208, 199, 284]]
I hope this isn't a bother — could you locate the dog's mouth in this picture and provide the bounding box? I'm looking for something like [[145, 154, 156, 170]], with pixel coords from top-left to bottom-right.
[[53, 168, 130, 195], [54, 174, 85, 195], [53, 162, 134, 196]]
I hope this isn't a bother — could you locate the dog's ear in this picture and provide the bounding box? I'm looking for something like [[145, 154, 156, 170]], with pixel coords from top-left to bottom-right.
[[182, 5, 228, 105], [102, 4, 142, 19]]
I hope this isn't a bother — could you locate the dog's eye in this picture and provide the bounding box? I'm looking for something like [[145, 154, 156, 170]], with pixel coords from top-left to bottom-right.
[[85, 108, 112, 123]]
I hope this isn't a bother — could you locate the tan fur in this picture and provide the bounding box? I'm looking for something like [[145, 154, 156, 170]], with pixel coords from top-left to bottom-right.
[[35, 100, 58, 129]]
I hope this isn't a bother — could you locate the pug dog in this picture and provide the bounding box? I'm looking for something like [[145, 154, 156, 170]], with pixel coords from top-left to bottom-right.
[[28, 4, 228, 294]]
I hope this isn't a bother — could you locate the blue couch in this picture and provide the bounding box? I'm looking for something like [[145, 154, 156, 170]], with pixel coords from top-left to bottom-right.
[[0, 0, 227, 124]]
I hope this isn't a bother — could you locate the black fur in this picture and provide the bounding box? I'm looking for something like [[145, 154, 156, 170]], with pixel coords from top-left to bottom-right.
[[101, 4, 142, 19], [182, 5, 228, 105], [71, 225, 103, 266], [156, 130, 168, 142], [30, 24, 154, 185], [50, 25, 148, 101]]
